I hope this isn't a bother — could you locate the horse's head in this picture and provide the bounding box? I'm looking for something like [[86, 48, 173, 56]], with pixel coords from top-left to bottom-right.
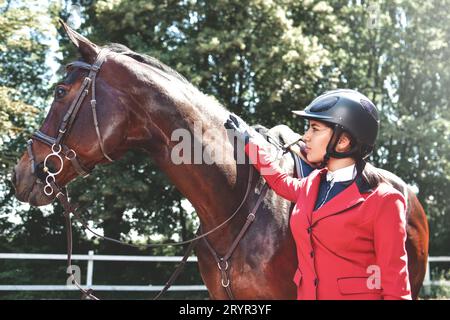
[[12, 21, 132, 206]]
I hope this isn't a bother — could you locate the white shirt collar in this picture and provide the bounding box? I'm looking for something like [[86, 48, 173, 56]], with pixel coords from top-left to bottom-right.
[[326, 164, 357, 183]]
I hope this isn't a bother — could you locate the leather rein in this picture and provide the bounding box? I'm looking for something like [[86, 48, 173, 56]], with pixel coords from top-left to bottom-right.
[[26, 49, 297, 300]]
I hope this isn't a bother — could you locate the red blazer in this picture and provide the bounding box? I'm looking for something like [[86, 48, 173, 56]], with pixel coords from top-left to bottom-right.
[[245, 141, 411, 300]]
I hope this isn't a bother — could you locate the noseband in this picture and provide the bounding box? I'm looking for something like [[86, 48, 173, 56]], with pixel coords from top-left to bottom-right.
[[27, 49, 113, 196]]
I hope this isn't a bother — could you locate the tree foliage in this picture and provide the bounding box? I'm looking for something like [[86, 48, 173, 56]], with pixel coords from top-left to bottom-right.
[[0, 0, 449, 299]]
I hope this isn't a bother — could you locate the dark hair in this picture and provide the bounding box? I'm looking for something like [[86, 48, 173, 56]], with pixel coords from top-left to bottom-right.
[[324, 123, 390, 189], [359, 161, 391, 189]]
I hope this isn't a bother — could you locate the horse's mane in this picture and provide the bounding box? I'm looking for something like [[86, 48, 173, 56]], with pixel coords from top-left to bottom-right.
[[103, 43, 229, 117], [104, 43, 191, 86]]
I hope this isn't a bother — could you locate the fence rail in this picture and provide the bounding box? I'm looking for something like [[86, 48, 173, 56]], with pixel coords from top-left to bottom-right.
[[423, 256, 450, 293], [0, 252, 449, 293], [0, 251, 206, 292]]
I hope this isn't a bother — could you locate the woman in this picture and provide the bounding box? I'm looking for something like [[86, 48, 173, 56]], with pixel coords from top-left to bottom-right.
[[225, 89, 411, 300]]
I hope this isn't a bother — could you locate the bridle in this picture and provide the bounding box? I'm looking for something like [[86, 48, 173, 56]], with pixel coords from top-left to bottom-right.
[[25, 48, 115, 300], [24, 48, 298, 300], [27, 49, 113, 197]]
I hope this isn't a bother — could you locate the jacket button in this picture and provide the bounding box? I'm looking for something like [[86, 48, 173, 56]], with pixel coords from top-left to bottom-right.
[[314, 278, 319, 286], [310, 251, 314, 258], [307, 227, 312, 234]]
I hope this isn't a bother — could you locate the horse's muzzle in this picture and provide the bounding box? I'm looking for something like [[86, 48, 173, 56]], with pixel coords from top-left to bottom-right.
[[11, 166, 28, 202]]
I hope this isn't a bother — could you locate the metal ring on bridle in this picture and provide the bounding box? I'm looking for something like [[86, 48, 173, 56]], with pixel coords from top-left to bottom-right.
[[52, 144, 62, 154], [221, 278, 230, 288], [44, 179, 55, 195], [43, 150, 64, 176], [218, 260, 229, 271], [44, 186, 53, 196], [44, 171, 56, 196], [65, 149, 77, 160]]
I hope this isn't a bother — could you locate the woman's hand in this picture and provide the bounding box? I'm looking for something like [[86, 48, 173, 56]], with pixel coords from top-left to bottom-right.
[[224, 113, 254, 144]]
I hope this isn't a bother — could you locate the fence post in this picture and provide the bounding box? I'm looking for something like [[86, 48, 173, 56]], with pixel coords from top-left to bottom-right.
[[423, 258, 431, 296], [87, 250, 94, 286]]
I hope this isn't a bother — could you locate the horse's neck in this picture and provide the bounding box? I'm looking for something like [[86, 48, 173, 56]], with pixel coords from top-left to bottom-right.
[[128, 91, 250, 248]]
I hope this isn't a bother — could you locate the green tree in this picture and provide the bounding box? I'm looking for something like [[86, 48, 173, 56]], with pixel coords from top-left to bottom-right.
[[2, 0, 448, 299], [69, 0, 337, 251], [315, 0, 450, 255], [0, 0, 53, 241], [0, 0, 87, 299]]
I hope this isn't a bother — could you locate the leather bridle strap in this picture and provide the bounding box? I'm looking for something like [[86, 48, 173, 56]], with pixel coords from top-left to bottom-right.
[[27, 139, 37, 175], [27, 49, 114, 190], [47, 160, 256, 300], [87, 53, 113, 163], [152, 235, 199, 300], [55, 49, 113, 163], [52, 164, 256, 249], [55, 75, 91, 146], [202, 182, 269, 299], [200, 136, 299, 299], [31, 131, 90, 177], [51, 182, 99, 300]]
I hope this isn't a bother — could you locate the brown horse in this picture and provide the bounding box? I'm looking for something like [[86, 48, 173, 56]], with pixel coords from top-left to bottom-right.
[[12, 22, 428, 299]]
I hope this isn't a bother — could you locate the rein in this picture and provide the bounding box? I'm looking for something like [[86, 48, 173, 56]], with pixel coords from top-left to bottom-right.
[[26, 48, 298, 300], [24, 48, 270, 300], [49, 155, 260, 300]]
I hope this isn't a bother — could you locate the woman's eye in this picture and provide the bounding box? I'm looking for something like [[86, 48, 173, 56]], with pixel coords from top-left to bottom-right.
[[55, 87, 66, 98]]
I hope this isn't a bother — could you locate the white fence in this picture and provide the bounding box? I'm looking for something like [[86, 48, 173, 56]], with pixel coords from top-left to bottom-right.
[[0, 252, 448, 293], [0, 251, 207, 292], [423, 256, 450, 294]]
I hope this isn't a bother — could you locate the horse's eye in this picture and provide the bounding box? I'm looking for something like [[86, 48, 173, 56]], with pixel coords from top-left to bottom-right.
[[55, 86, 67, 99]]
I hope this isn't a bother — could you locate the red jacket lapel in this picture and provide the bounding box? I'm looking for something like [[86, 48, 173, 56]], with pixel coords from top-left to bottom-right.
[[303, 169, 327, 224], [310, 179, 365, 226]]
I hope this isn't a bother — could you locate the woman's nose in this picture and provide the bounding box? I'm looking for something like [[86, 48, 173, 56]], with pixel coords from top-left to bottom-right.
[[303, 130, 311, 142]]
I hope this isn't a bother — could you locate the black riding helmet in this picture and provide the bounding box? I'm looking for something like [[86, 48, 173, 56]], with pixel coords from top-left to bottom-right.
[[292, 89, 379, 165]]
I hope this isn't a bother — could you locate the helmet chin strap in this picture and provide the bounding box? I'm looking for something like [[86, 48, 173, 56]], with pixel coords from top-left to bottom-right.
[[317, 125, 363, 170]]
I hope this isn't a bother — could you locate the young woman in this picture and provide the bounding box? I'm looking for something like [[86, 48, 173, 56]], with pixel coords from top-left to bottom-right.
[[225, 89, 411, 300]]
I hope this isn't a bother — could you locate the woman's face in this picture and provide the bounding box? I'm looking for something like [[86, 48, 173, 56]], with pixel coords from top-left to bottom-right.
[[303, 120, 333, 163]]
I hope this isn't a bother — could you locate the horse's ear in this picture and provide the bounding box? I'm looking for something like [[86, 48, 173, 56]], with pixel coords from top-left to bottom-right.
[[59, 19, 99, 63]]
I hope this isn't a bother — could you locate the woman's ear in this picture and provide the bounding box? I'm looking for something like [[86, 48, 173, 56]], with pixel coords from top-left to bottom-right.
[[336, 133, 352, 152]]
